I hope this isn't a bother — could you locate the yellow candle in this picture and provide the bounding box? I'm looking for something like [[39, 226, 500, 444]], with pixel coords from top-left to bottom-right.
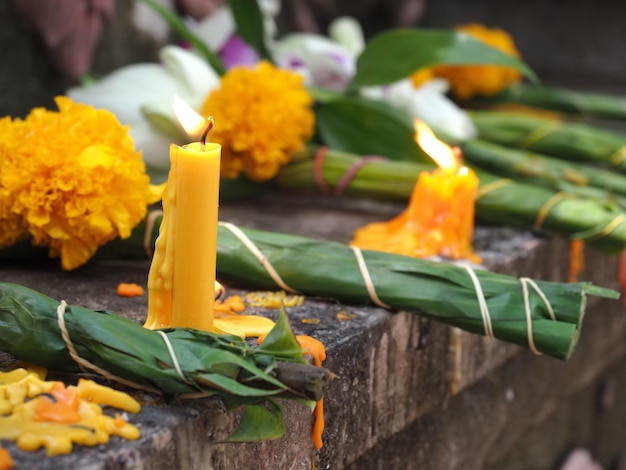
[[171, 141, 221, 329], [145, 100, 221, 331]]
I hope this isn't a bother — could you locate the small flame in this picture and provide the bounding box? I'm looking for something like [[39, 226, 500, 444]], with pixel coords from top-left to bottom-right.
[[173, 95, 207, 137], [214, 280, 225, 300], [414, 120, 459, 173]]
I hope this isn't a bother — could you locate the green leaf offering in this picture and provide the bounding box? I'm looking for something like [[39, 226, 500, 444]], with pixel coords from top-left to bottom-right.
[[351, 28, 538, 88], [488, 84, 626, 121], [471, 110, 626, 172], [212, 225, 617, 360], [0, 283, 331, 403], [461, 139, 626, 207]]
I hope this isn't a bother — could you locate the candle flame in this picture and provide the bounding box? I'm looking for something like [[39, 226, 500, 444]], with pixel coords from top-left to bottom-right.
[[173, 95, 207, 137], [214, 280, 225, 300], [414, 120, 459, 173]]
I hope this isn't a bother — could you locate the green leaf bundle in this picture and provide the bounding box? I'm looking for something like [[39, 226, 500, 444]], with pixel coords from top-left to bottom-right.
[[278, 149, 626, 253], [213, 225, 615, 360], [461, 140, 626, 207], [115, 212, 618, 360], [471, 110, 626, 171], [489, 84, 626, 121], [0, 283, 330, 402]]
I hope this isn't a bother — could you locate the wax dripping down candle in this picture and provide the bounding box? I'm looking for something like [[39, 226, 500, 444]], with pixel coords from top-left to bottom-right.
[[145, 98, 221, 331], [351, 120, 481, 263]]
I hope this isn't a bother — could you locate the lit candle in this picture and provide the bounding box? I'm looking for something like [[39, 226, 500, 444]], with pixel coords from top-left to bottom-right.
[[145, 97, 221, 330], [351, 120, 480, 263]]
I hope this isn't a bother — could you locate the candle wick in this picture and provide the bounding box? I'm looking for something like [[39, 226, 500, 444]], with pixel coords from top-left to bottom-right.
[[201, 116, 215, 151]]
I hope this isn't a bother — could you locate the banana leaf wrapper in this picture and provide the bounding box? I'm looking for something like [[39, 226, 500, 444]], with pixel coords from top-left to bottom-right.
[[277, 149, 626, 253], [487, 84, 626, 121], [0, 283, 330, 402], [461, 139, 626, 207], [470, 110, 626, 171], [115, 213, 617, 360]]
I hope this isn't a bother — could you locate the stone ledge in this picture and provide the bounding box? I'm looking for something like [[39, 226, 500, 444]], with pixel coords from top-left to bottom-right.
[[0, 197, 622, 469]]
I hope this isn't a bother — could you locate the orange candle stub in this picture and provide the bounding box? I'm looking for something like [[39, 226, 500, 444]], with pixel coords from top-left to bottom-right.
[[145, 98, 221, 331], [352, 120, 481, 263], [406, 165, 479, 261]]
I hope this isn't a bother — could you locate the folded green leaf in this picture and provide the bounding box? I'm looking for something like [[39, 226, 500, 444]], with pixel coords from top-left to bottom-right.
[[258, 308, 307, 362], [315, 97, 426, 161], [351, 28, 538, 88], [227, 401, 286, 442]]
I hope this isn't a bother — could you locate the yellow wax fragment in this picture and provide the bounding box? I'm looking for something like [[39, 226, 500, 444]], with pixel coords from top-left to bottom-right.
[[214, 315, 275, 339], [76, 379, 141, 413]]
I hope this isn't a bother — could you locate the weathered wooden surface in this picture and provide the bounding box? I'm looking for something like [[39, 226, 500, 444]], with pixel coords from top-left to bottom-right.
[[1, 195, 623, 469]]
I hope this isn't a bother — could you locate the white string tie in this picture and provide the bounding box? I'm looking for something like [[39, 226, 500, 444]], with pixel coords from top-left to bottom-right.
[[464, 265, 494, 338], [157, 331, 193, 384], [219, 221, 299, 294], [351, 246, 391, 309]]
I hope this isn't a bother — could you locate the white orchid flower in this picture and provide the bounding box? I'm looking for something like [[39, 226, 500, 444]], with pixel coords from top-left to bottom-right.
[[362, 79, 477, 143], [68, 46, 220, 179], [272, 17, 359, 92], [274, 16, 476, 142]]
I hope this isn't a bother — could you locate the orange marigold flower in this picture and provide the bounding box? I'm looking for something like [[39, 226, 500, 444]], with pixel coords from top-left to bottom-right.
[[431, 23, 523, 100], [201, 61, 315, 181], [0, 96, 154, 270]]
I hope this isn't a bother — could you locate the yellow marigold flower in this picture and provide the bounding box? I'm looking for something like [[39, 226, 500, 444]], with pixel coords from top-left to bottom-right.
[[431, 23, 523, 100], [0, 118, 29, 248], [201, 61, 315, 181], [0, 96, 154, 270]]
